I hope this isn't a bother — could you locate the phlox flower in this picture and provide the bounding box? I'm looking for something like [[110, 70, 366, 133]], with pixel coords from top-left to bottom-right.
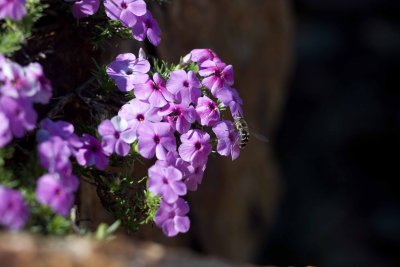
[[72, 0, 100, 18], [118, 98, 161, 138], [132, 11, 161, 46], [212, 120, 240, 160], [0, 112, 12, 148], [35, 173, 79, 217], [184, 163, 206, 191], [0, 0, 26, 20], [134, 73, 173, 107], [24, 63, 52, 104], [106, 53, 150, 92], [178, 129, 211, 167], [166, 70, 201, 105], [199, 59, 234, 94], [36, 119, 82, 150], [75, 134, 109, 170], [0, 186, 29, 230], [214, 86, 243, 118], [186, 48, 218, 65], [158, 102, 197, 134], [137, 122, 176, 160], [0, 96, 36, 138], [0, 61, 30, 98], [104, 0, 146, 27], [195, 95, 220, 127], [148, 164, 187, 203], [37, 136, 72, 174], [154, 198, 190, 237], [98, 116, 136, 156]]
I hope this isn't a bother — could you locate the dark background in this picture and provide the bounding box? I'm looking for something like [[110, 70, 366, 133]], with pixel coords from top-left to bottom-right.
[[262, 0, 400, 266]]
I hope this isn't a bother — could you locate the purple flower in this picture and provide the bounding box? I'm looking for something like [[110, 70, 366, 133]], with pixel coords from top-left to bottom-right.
[[184, 163, 206, 191], [75, 134, 108, 170], [132, 11, 161, 46], [195, 96, 220, 127], [134, 73, 173, 107], [154, 198, 190, 237], [214, 86, 243, 117], [36, 119, 82, 150], [186, 48, 218, 65], [0, 112, 12, 148], [137, 122, 176, 160], [155, 151, 190, 176], [0, 0, 26, 20], [98, 116, 136, 156], [106, 53, 150, 92], [104, 0, 146, 27], [0, 186, 29, 230], [0, 96, 36, 138], [158, 102, 197, 134], [37, 136, 72, 174], [199, 59, 234, 94], [178, 129, 211, 167], [0, 61, 30, 98], [72, 0, 100, 18], [148, 164, 186, 203], [166, 70, 201, 105], [24, 63, 52, 104], [35, 173, 79, 216], [212, 120, 240, 160], [118, 98, 161, 137]]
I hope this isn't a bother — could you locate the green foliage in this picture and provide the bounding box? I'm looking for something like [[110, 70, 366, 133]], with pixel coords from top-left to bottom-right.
[[0, 0, 48, 55], [0, 147, 16, 188], [91, 20, 132, 50], [95, 220, 121, 240]]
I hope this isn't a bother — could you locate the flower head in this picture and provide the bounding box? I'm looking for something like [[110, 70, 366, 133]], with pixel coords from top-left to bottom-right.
[[24, 63, 52, 104], [38, 136, 72, 174], [178, 129, 211, 167], [132, 11, 161, 46], [199, 59, 234, 94], [195, 95, 220, 127], [154, 198, 190, 237], [212, 120, 240, 160], [159, 102, 197, 134], [137, 122, 176, 160], [166, 70, 201, 105], [106, 53, 150, 92], [134, 73, 172, 107], [98, 116, 136, 156], [75, 134, 109, 170], [148, 164, 186, 203], [0, 186, 29, 230], [104, 0, 146, 27]]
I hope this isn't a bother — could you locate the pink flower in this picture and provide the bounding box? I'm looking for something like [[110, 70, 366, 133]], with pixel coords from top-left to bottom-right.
[[154, 198, 190, 237], [199, 59, 234, 94], [132, 11, 161, 46], [75, 134, 109, 170], [195, 96, 220, 127], [212, 120, 240, 160], [104, 0, 147, 27], [178, 129, 211, 167], [158, 102, 197, 134], [134, 73, 173, 107], [166, 70, 201, 105], [0, 186, 29, 230]]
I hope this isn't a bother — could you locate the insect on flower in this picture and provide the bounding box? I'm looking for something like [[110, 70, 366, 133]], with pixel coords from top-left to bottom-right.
[[233, 116, 269, 149]]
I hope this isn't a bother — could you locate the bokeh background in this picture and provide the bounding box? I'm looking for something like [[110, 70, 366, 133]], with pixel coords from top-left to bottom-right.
[[139, 0, 400, 266]]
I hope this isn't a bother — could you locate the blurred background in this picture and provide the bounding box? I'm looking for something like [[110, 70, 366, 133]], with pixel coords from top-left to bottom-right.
[[140, 0, 400, 266]]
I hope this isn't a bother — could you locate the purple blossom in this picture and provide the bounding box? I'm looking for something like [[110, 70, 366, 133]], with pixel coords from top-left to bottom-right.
[[72, 0, 100, 18], [36, 119, 82, 150], [212, 120, 240, 160], [184, 163, 206, 191], [118, 98, 161, 137], [104, 0, 147, 27], [0, 96, 36, 138], [155, 151, 191, 178], [199, 59, 234, 94], [0, 0, 26, 20], [214, 86, 243, 117], [75, 134, 108, 170], [0, 186, 29, 230], [186, 48, 218, 65], [0, 112, 12, 148], [178, 129, 211, 167], [137, 122, 176, 160], [148, 164, 186, 203], [158, 102, 197, 134], [134, 73, 173, 107], [154, 198, 190, 237], [106, 53, 150, 92], [98, 116, 136, 156], [195, 95, 220, 127], [166, 70, 201, 105], [35, 173, 79, 216], [37, 136, 72, 174], [24, 63, 52, 104], [132, 11, 161, 46], [0, 61, 30, 98]]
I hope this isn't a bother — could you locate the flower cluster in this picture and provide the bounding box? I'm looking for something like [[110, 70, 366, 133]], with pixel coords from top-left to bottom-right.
[[0, 53, 52, 148], [99, 48, 244, 236], [67, 0, 161, 46], [0, 185, 29, 230], [0, 0, 26, 20], [36, 119, 108, 216]]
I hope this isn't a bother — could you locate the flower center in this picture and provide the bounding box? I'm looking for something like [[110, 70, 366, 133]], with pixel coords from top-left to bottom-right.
[[162, 177, 169, 184], [168, 211, 175, 219], [137, 114, 145, 121], [121, 2, 127, 9], [114, 132, 120, 139], [54, 188, 61, 196], [90, 145, 98, 153], [208, 102, 216, 110], [194, 142, 202, 150], [153, 135, 160, 144], [183, 80, 189, 88], [214, 70, 221, 77], [125, 68, 133, 75], [152, 83, 159, 90]]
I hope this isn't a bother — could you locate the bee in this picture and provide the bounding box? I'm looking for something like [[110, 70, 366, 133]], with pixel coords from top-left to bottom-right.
[[233, 117, 250, 149]]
